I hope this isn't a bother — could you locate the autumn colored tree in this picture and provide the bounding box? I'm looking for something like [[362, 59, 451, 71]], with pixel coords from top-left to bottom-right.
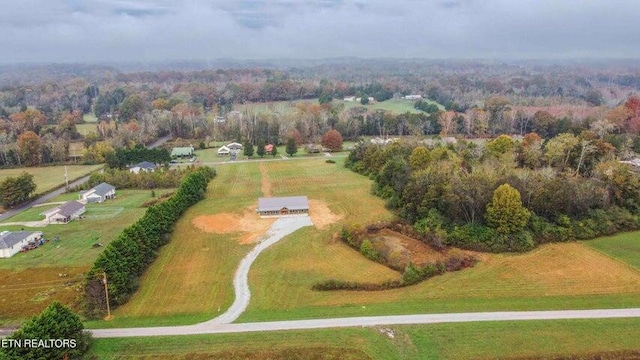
[[9, 108, 47, 134], [17, 131, 42, 166], [438, 110, 456, 137], [409, 146, 431, 170], [485, 184, 531, 235], [532, 110, 555, 138], [486, 134, 515, 156], [287, 128, 304, 146], [151, 98, 170, 110], [625, 96, 640, 134], [321, 129, 343, 151]]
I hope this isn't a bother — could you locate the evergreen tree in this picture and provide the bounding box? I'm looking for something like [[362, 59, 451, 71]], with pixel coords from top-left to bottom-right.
[[271, 144, 279, 157], [286, 137, 298, 156], [243, 140, 254, 158], [1, 302, 92, 360], [256, 139, 266, 158]]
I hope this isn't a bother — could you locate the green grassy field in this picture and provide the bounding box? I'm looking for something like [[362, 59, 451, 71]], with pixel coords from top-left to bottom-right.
[[86, 318, 640, 359], [83, 114, 98, 123], [192, 141, 356, 163], [76, 123, 97, 136], [586, 231, 640, 270], [235, 98, 443, 116], [0, 164, 103, 195], [0, 189, 170, 323]]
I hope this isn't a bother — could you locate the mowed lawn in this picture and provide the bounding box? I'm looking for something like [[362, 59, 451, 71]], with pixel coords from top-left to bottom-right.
[[87, 318, 640, 359], [0, 189, 163, 323], [0, 164, 103, 195], [586, 231, 640, 270], [235, 98, 443, 116]]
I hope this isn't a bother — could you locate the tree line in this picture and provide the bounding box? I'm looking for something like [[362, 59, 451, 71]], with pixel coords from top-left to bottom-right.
[[84, 166, 215, 318], [346, 133, 640, 253]]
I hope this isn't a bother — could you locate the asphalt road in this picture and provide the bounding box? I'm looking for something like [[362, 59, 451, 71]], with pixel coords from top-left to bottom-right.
[[90, 308, 640, 338], [0, 135, 172, 222]]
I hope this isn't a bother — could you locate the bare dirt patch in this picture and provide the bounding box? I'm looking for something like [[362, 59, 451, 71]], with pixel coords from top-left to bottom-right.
[[370, 229, 480, 269], [259, 162, 272, 197], [192, 208, 275, 244], [308, 199, 344, 230]]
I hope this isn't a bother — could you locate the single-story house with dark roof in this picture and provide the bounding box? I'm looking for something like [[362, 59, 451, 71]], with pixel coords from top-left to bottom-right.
[[79, 182, 116, 203], [0, 231, 44, 258], [257, 196, 309, 217], [129, 161, 157, 174], [171, 146, 194, 158], [41, 201, 86, 223]]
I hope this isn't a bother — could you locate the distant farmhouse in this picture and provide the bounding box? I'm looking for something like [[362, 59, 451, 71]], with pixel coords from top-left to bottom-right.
[[217, 145, 231, 156], [129, 161, 157, 174], [171, 146, 194, 158], [257, 196, 309, 217], [79, 182, 116, 203], [620, 158, 640, 167], [404, 94, 423, 100], [370, 137, 399, 145], [41, 201, 86, 224], [0, 231, 44, 258], [343, 96, 356, 102]]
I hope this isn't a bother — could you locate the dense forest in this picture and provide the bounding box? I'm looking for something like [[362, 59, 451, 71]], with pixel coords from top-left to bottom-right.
[[345, 133, 640, 252], [0, 59, 639, 168]]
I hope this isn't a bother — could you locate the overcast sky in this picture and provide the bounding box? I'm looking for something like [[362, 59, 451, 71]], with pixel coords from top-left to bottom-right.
[[1, 0, 639, 63]]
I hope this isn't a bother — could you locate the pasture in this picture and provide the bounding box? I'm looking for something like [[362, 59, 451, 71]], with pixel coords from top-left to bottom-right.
[[0, 189, 168, 323], [234, 98, 443, 116], [586, 231, 640, 270], [76, 122, 97, 136], [86, 318, 640, 359], [88, 156, 640, 330], [0, 164, 103, 195]]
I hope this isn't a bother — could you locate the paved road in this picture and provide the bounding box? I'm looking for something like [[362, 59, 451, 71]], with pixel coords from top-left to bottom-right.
[[90, 308, 640, 338], [0, 135, 171, 222], [204, 216, 313, 325], [0, 174, 94, 222]]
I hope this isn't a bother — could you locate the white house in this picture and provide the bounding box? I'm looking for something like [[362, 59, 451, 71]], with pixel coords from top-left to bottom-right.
[[41, 201, 86, 224], [217, 145, 231, 156], [0, 231, 44, 258], [343, 96, 356, 102], [404, 94, 423, 100], [226, 142, 243, 150], [129, 161, 157, 174], [79, 182, 116, 203]]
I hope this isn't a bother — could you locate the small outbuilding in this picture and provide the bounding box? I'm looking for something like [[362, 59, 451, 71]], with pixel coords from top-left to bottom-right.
[[257, 196, 309, 218], [0, 231, 44, 258], [41, 201, 86, 223]]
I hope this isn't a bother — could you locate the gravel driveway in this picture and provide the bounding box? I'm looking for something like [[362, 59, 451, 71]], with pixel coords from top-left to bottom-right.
[[204, 215, 313, 325]]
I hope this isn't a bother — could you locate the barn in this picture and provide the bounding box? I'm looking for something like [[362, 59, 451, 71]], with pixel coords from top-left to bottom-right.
[[257, 196, 309, 217]]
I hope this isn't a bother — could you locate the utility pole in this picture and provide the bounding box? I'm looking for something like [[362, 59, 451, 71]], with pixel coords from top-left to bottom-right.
[[102, 271, 111, 318], [64, 165, 69, 189]]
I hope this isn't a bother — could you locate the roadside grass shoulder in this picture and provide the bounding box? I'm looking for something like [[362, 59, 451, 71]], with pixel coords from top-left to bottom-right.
[[0, 164, 104, 195], [86, 318, 640, 360], [585, 231, 640, 270]]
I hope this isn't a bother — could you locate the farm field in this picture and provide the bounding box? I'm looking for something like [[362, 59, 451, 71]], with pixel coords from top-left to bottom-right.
[[86, 318, 640, 359], [0, 189, 168, 324], [0, 164, 103, 195], [235, 98, 442, 116], [88, 158, 396, 328], [586, 231, 640, 270], [76, 122, 97, 136], [87, 157, 640, 330]]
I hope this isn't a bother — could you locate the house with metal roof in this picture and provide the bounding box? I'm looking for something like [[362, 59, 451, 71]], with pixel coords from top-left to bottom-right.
[[0, 231, 44, 258], [41, 201, 86, 223], [129, 161, 157, 174], [79, 182, 116, 203], [217, 145, 231, 156], [171, 146, 194, 158], [257, 196, 309, 217]]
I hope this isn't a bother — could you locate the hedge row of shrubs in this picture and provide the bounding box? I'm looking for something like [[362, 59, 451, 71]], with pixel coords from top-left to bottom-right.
[[83, 167, 215, 318], [77, 165, 202, 191], [313, 254, 476, 291]]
